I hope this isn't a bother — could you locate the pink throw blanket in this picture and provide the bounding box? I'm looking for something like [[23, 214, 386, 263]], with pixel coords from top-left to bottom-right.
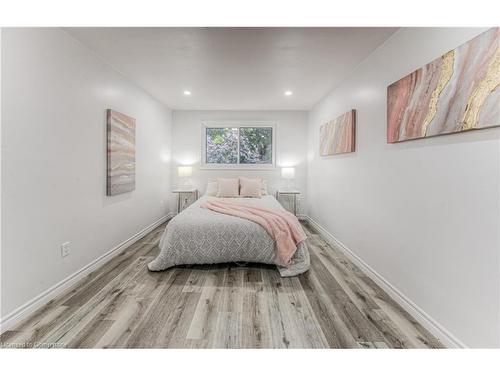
[[200, 199, 307, 266]]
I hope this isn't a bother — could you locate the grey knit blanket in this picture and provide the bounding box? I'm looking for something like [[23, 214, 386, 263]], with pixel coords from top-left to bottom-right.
[[148, 195, 310, 277]]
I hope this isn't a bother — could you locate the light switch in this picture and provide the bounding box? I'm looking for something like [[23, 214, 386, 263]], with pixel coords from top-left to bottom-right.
[[61, 242, 71, 257]]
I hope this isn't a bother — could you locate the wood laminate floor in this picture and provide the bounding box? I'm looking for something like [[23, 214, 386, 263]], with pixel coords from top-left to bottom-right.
[[0, 221, 443, 348]]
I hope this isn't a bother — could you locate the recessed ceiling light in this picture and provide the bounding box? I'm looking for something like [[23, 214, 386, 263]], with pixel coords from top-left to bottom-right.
[[183, 90, 191, 96], [284, 90, 293, 96]]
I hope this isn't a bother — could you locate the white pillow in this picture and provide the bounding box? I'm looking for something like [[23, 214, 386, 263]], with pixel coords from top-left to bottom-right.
[[239, 177, 262, 198], [205, 181, 218, 196], [261, 180, 268, 195], [216, 178, 239, 197]]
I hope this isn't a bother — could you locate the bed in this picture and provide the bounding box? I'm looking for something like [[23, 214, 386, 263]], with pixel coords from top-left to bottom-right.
[[148, 194, 310, 277]]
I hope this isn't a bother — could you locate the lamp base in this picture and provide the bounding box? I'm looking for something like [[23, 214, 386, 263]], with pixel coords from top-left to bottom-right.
[[281, 179, 294, 192], [178, 177, 192, 190]]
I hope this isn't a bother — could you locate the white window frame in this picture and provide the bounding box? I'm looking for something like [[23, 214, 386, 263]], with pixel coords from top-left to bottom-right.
[[201, 121, 277, 170]]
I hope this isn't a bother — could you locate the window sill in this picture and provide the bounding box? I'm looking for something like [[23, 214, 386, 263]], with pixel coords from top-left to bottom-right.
[[199, 164, 277, 171]]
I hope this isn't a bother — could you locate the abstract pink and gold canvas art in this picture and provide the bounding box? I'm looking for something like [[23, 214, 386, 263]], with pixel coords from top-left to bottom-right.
[[319, 109, 356, 156], [107, 109, 136, 196], [387, 27, 499, 143]]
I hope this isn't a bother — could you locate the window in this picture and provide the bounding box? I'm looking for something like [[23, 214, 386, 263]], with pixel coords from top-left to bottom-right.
[[203, 122, 275, 168]]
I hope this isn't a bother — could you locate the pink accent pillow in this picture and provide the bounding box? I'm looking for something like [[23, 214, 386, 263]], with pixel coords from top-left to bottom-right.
[[239, 177, 262, 198], [216, 178, 239, 197]]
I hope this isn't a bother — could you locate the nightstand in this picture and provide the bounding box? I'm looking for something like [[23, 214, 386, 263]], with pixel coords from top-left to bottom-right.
[[276, 190, 300, 216], [172, 188, 198, 213]]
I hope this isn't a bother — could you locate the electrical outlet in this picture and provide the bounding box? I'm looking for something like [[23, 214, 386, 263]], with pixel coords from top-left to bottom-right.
[[61, 242, 71, 257]]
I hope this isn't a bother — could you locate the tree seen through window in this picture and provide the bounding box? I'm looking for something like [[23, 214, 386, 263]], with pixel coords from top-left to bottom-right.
[[205, 126, 273, 165]]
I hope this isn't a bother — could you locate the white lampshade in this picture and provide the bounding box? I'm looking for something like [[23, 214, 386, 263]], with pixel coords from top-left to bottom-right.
[[281, 167, 295, 179], [178, 166, 192, 178]]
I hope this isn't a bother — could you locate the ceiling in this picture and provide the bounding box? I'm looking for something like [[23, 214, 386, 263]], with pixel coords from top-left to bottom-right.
[[66, 27, 397, 110]]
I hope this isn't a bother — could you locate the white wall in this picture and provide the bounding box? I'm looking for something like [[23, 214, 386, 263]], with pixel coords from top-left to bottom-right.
[[0, 29, 3, 320], [307, 27, 500, 348], [1, 28, 173, 320], [171, 110, 308, 212]]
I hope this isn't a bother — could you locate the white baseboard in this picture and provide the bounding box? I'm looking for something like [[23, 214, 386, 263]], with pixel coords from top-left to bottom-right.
[[304, 215, 467, 349], [0, 213, 174, 334]]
